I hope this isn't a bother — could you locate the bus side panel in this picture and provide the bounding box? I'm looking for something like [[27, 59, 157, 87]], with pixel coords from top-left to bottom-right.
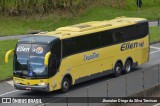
[[48, 35, 149, 91], [48, 72, 64, 91], [58, 51, 102, 85], [132, 36, 149, 65], [142, 47, 149, 63], [142, 36, 149, 63], [71, 59, 102, 84], [108, 36, 149, 70], [101, 57, 112, 73]]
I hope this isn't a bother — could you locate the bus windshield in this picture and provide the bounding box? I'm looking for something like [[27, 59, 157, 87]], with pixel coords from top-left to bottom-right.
[[14, 43, 50, 78]]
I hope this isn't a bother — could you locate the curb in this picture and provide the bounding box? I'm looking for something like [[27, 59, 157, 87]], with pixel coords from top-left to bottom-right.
[[150, 40, 160, 44], [0, 77, 12, 83]]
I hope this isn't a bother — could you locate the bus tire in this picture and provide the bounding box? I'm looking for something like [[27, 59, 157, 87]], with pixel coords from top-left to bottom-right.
[[114, 62, 122, 77], [61, 77, 71, 93], [124, 59, 132, 74]]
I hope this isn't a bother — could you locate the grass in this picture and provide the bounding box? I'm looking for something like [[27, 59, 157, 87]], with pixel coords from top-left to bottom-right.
[[0, 26, 159, 81], [0, 39, 17, 81], [0, 4, 160, 36], [150, 26, 160, 43]]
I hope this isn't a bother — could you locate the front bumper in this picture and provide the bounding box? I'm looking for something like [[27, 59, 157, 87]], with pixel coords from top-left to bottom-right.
[[14, 83, 49, 92]]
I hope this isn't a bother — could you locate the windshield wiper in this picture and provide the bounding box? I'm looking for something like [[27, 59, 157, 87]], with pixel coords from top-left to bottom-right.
[[27, 60, 29, 71]]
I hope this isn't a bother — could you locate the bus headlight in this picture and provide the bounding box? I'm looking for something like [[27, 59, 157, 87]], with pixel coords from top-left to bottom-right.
[[38, 82, 47, 86]]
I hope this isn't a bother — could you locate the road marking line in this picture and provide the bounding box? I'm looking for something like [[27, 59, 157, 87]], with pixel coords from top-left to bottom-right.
[[150, 50, 160, 54], [7, 80, 14, 86], [150, 46, 160, 50], [153, 103, 160, 106], [152, 67, 158, 71], [38, 104, 46, 106], [0, 90, 18, 97]]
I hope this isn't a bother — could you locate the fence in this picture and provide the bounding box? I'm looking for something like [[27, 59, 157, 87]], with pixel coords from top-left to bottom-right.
[[36, 64, 160, 106]]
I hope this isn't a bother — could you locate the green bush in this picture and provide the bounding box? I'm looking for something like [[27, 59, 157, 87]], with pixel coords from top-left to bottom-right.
[[1, 0, 160, 16], [0, 0, 126, 15]]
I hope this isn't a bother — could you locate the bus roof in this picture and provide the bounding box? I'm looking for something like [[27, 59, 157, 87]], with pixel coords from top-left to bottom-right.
[[36, 17, 148, 39], [18, 35, 59, 44]]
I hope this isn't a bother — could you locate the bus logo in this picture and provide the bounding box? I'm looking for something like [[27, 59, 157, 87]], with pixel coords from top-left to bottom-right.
[[121, 41, 144, 51], [36, 47, 43, 54], [32, 47, 44, 54], [17, 46, 30, 52], [84, 52, 99, 61]]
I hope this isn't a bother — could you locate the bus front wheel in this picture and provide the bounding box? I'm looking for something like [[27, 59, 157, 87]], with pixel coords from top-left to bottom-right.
[[114, 62, 122, 77], [61, 77, 71, 93]]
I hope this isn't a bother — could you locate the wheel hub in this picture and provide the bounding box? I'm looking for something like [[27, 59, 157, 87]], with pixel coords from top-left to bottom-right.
[[116, 67, 121, 73], [63, 81, 68, 89], [126, 63, 131, 72]]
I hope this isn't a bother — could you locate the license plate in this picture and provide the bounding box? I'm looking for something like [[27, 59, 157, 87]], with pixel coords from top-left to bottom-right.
[[26, 88, 31, 90]]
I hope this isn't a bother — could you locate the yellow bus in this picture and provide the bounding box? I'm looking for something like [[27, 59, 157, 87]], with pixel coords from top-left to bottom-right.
[[5, 17, 149, 92]]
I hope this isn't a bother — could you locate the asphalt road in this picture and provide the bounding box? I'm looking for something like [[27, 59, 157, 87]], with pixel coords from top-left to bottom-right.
[[0, 43, 160, 106], [0, 35, 30, 41]]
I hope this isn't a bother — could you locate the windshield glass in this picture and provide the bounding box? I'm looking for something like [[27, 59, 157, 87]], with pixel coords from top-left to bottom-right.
[[14, 43, 50, 78]]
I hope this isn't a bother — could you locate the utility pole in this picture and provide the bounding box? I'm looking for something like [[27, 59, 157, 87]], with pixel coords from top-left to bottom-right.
[[158, 18, 160, 35], [137, 0, 142, 11]]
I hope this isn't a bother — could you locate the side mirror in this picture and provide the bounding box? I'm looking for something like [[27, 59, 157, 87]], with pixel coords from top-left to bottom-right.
[[44, 52, 51, 66], [5, 49, 14, 63]]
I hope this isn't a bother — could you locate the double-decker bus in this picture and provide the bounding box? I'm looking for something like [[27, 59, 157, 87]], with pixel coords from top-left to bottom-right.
[[5, 17, 149, 92]]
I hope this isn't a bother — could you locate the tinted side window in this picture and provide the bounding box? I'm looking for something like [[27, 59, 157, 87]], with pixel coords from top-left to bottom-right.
[[123, 25, 137, 41], [88, 33, 101, 50], [62, 22, 149, 57], [48, 56, 58, 77], [136, 22, 149, 38], [62, 38, 76, 57], [62, 35, 89, 57], [112, 29, 125, 43], [49, 41, 61, 77], [122, 22, 149, 41], [74, 35, 89, 53], [51, 41, 61, 59], [100, 30, 113, 46]]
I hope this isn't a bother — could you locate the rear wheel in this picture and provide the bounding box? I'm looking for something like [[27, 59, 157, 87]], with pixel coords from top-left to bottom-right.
[[61, 77, 71, 93], [124, 60, 132, 74], [114, 62, 122, 77]]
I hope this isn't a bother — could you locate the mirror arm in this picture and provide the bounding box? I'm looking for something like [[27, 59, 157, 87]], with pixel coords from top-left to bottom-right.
[[44, 52, 51, 66], [5, 49, 14, 63]]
